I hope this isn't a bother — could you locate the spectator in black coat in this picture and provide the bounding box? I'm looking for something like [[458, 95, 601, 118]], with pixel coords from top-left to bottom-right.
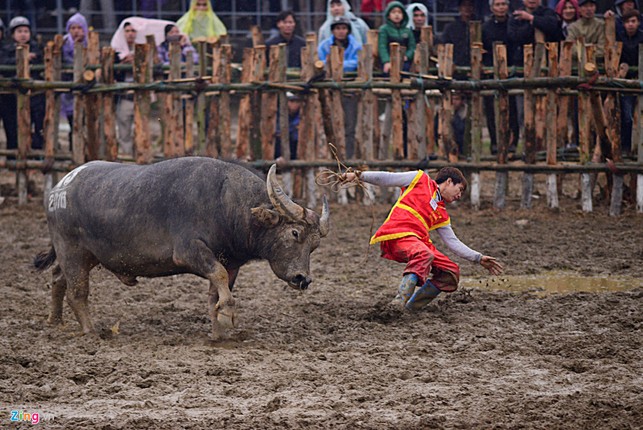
[[265, 10, 306, 68], [507, 0, 559, 66], [440, 0, 476, 67], [482, 0, 519, 154]]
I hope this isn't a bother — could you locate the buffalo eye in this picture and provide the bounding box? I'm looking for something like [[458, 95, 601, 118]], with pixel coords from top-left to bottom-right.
[[292, 229, 299, 239]]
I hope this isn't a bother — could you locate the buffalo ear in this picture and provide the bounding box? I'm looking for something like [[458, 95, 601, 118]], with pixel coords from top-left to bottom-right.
[[251, 207, 281, 227]]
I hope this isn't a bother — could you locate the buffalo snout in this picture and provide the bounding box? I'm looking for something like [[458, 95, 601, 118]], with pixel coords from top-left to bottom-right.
[[291, 274, 312, 290]]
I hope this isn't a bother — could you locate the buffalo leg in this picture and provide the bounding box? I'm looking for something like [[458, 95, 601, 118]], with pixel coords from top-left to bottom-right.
[[173, 240, 235, 339], [61, 256, 96, 334], [48, 264, 67, 326], [227, 267, 239, 291]]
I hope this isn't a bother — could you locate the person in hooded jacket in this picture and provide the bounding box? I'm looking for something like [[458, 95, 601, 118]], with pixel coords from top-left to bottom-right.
[[406, 2, 433, 44], [61, 13, 89, 151], [378, 1, 416, 74], [605, 0, 643, 36], [617, 9, 643, 154], [177, 0, 227, 44], [318, 0, 370, 46]]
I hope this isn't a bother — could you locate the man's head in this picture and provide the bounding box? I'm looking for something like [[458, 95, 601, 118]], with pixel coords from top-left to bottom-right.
[[522, 0, 540, 11], [286, 92, 301, 115], [616, 0, 637, 14], [387, 5, 405, 25], [330, 0, 345, 17], [458, 0, 475, 22], [330, 16, 351, 41], [435, 167, 467, 203], [578, 0, 596, 18], [490, 0, 509, 20], [9, 17, 31, 44], [451, 92, 466, 111], [123, 22, 137, 45], [623, 9, 641, 36], [412, 6, 427, 29], [276, 11, 297, 39]]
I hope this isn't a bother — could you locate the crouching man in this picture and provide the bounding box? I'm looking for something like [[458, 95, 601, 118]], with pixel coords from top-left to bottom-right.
[[342, 167, 504, 310]]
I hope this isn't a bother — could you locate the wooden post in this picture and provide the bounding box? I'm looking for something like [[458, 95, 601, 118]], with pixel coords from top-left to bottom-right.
[[493, 43, 509, 210], [578, 40, 593, 212], [16, 46, 30, 205], [251, 25, 264, 47], [196, 41, 208, 153], [72, 42, 85, 165], [520, 45, 540, 209], [236, 48, 254, 159], [328, 45, 346, 159], [438, 44, 454, 160], [101, 47, 117, 161], [470, 43, 483, 209], [299, 37, 318, 208], [133, 43, 152, 164], [206, 44, 221, 157], [164, 42, 180, 158], [83, 31, 100, 160], [249, 46, 266, 160], [357, 45, 375, 162], [390, 43, 404, 159], [43, 37, 63, 206], [261, 45, 281, 160], [408, 41, 429, 160], [184, 54, 195, 154], [219, 44, 233, 158], [277, 44, 289, 161], [423, 27, 436, 157], [546, 42, 559, 209], [637, 44, 643, 213], [557, 41, 573, 149]]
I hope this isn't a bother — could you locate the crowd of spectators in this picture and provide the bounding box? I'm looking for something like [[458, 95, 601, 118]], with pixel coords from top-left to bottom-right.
[[0, 0, 640, 160]]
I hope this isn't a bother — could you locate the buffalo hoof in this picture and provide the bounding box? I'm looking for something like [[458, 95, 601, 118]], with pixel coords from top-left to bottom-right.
[[217, 307, 236, 328], [47, 315, 64, 326]]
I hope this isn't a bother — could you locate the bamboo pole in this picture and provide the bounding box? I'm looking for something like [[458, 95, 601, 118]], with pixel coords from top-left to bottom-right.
[[16, 46, 30, 205], [219, 44, 233, 158], [261, 45, 281, 160], [493, 43, 509, 210], [236, 47, 254, 160], [470, 43, 483, 209], [184, 53, 195, 154], [546, 42, 559, 209], [71, 42, 85, 165], [101, 47, 117, 161], [133, 43, 152, 164]]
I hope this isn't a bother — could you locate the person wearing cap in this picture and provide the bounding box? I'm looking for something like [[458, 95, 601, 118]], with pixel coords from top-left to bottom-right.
[[0, 16, 45, 153], [60, 13, 89, 151], [566, 0, 605, 59], [318, 0, 370, 46], [318, 16, 363, 159]]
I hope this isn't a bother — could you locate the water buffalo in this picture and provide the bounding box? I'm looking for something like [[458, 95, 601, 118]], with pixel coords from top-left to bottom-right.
[[34, 157, 330, 339]]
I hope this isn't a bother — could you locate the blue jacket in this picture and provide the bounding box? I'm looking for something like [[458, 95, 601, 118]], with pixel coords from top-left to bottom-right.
[[317, 34, 362, 72]]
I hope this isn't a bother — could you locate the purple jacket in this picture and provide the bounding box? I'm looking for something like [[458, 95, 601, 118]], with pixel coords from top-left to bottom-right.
[[61, 13, 89, 116]]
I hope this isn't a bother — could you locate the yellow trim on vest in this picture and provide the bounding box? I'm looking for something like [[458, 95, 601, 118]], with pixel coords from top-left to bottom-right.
[[428, 219, 451, 231], [370, 231, 420, 244], [397, 203, 430, 231]]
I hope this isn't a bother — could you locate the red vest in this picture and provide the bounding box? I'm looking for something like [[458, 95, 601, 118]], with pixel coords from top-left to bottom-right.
[[370, 171, 450, 245]]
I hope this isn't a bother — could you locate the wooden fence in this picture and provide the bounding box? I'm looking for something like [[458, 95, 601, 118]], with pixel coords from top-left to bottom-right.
[[0, 20, 642, 215]]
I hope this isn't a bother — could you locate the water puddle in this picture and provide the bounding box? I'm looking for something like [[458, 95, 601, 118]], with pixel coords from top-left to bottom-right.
[[462, 271, 642, 295]]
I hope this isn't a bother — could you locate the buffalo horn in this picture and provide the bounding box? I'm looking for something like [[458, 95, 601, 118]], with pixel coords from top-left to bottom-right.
[[267, 164, 305, 220], [319, 195, 330, 237]]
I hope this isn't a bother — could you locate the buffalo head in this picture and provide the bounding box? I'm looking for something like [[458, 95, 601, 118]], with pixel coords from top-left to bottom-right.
[[251, 165, 330, 290]]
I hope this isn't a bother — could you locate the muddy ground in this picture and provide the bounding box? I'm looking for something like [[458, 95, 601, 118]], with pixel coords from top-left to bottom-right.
[[1, 169, 641, 429]]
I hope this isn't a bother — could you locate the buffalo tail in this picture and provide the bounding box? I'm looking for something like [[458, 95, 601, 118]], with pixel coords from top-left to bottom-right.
[[34, 247, 57, 271]]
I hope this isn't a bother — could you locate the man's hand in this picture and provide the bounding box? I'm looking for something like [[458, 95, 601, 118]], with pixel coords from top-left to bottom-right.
[[383, 62, 391, 74], [340, 171, 360, 184], [512, 10, 534, 23], [480, 255, 504, 276]]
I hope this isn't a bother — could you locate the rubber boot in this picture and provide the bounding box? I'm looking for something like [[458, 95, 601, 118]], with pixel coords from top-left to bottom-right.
[[390, 273, 419, 307], [405, 279, 441, 311]]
